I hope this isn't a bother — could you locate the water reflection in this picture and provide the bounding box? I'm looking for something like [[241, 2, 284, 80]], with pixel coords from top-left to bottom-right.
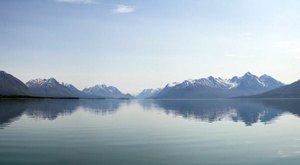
[[79, 99, 123, 115], [139, 99, 300, 126], [1, 99, 300, 128], [0, 100, 28, 128], [25, 99, 79, 120], [0, 99, 125, 128]]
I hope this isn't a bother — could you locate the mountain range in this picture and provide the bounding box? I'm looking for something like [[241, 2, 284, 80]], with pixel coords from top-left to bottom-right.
[[1, 70, 300, 99], [0, 71, 131, 99], [140, 72, 284, 99], [83, 84, 133, 99], [26, 78, 85, 98]]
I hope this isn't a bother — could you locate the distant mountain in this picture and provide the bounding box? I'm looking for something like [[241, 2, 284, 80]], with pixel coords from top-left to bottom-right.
[[228, 72, 284, 96], [136, 88, 162, 99], [153, 72, 284, 99], [124, 93, 135, 99], [26, 78, 85, 98], [82, 84, 130, 99], [247, 80, 300, 98], [0, 70, 289, 99], [0, 71, 30, 96], [258, 74, 284, 89]]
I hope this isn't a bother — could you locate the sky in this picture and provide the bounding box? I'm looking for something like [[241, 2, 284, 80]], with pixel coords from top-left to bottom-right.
[[1, 0, 300, 94]]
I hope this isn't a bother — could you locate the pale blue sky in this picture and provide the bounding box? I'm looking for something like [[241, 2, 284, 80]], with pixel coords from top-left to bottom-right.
[[1, 0, 300, 94]]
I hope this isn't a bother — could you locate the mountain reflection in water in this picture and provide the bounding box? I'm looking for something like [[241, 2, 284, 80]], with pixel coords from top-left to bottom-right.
[[1, 99, 300, 128], [139, 99, 300, 126], [0, 99, 125, 128]]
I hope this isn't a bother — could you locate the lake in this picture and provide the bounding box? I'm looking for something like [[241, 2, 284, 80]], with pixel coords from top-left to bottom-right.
[[1, 99, 300, 165]]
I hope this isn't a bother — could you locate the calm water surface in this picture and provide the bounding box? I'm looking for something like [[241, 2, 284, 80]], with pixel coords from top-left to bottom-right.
[[1, 99, 300, 165]]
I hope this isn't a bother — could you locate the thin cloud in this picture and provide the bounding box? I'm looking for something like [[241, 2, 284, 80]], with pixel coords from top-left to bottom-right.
[[55, 0, 96, 4], [113, 5, 135, 14]]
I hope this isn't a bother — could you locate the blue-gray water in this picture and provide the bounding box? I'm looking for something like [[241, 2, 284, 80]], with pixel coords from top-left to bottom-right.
[[1, 99, 300, 165]]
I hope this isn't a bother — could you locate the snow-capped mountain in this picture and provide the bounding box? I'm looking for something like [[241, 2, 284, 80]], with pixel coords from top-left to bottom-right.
[[82, 84, 130, 98], [26, 78, 84, 98], [228, 72, 284, 96], [154, 72, 284, 98], [0, 70, 287, 99], [0, 71, 30, 96], [136, 88, 162, 99]]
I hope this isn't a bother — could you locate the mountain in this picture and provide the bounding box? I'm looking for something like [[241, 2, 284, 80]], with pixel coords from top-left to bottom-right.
[[153, 72, 284, 99], [124, 93, 135, 99], [0, 70, 287, 99], [258, 74, 284, 89], [82, 84, 130, 99], [228, 72, 284, 96], [26, 78, 85, 98], [248, 80, 300, 98], [0, 71, 30, 96], [136, 88, 162, 99]]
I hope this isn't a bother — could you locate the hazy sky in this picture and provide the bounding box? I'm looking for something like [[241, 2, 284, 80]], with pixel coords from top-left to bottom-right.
[[1, 0, 300, 94]]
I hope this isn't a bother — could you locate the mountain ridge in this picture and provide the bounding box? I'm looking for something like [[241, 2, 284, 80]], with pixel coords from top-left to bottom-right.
[[82, 84, 131, 99], [140, 72, 284, 99], [0, 71, 126, 99], [1, 70, 298, 99], [244, 79, 300, 98], [0, 71, 30, 96], [26, 78, 86, 98], [136, 88, 162, 99]]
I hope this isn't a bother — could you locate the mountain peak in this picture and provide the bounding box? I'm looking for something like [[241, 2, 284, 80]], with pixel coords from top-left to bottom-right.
[[208, 76, 215, 80], [240, 72, 260, 81], [0, 70, 29, 96], [83, 84, 128, 98], [0, 71, 17, 79], [0, 71, 11, 78], [95, 84, 107, 88], [259, 74, 272, 79], [48, 77, 56, 81], [260, 74, 269, 77], [166, 82, 179, 87], [48, 78, 59, 84], [94, 84, 118, 91], [0, 70, 7, 75], [243, 72, 255, 77], [26, 78, 60, 87]]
